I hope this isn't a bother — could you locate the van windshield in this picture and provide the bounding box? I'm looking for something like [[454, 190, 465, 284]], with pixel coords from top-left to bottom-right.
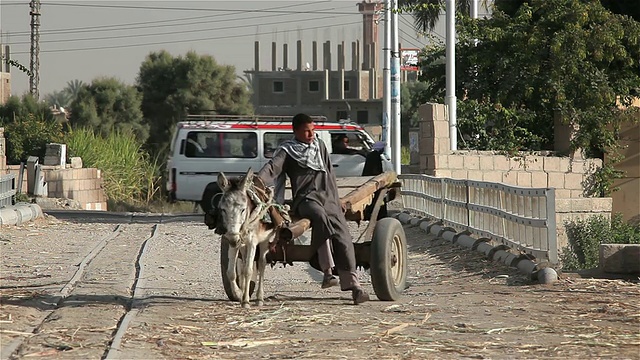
[[183, 131, 257, 158]]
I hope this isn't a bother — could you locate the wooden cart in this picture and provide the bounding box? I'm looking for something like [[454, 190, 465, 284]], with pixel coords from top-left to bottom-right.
[[219, 171, 408, 302]]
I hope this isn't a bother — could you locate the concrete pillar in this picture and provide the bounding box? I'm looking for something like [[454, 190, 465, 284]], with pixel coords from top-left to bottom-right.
[[339, 69, 345, 99], [324, 69, 330, 100], [352, 41, 358, 71], [340, 41, 346, 71], [370, 41, 377, 70], [325, 41, 332, 70], [312, 41, 318, 70], [283, 43, 289, 70], [363, 43, 371, 70], [297, 40, 303, 71], [357, 70, 362, 99], [271, 42, 277, 71], [369, 69, 376, 99], [337, 44, 344, 70], [254, 41, 260, 71], [4, 45, 10, 73]]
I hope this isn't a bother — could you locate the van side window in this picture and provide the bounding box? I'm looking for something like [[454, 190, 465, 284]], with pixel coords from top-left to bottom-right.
[[264, 132, 293, 158], [330, 132, 369, 154], [184, 131, 258, 158]]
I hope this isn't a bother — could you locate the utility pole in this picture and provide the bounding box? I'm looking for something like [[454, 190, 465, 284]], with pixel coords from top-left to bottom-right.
[[446, 0, 457, 150], [29, 0, 41, 99], [382, 0, 391, 161], [390, 0, 401, 174]]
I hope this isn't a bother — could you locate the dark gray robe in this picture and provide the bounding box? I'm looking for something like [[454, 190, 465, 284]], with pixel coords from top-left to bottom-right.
[[257, 139, 356, 275]]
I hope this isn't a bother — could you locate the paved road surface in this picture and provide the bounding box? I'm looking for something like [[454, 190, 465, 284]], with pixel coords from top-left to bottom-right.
[[1, 214, 638, 359]]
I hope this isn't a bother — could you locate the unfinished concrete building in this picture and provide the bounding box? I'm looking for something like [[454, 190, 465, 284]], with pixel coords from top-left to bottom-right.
[[245, 0, 385, 125]]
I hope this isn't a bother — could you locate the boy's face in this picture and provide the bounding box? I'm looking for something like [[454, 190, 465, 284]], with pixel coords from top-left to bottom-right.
[[294, 122, 315, 144]]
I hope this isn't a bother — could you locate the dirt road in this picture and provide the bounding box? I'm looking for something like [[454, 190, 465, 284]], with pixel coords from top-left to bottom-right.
[[1, 214, 638, 359]]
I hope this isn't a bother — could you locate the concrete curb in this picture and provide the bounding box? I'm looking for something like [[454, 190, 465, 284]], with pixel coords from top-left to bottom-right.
[[393, 211, 558, 284], [0, 203, 44, 226]]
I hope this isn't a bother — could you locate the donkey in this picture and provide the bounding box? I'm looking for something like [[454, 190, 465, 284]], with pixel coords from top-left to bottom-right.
[[217, 168, 277, 308]]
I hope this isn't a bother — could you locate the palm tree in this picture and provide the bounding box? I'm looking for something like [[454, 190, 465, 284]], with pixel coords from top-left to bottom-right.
[[64, 79, 85, 103], [44, 90, 72, 108], [399, 0, 493, 33]]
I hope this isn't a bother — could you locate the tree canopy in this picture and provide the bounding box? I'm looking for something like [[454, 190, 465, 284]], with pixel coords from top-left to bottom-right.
[[69, 77, 148, 142], [416, 0, 640, 155], [136, 50, 253, 158]]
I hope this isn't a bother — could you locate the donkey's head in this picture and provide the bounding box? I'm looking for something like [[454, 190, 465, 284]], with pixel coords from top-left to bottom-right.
[[217, 168, 254, 246]]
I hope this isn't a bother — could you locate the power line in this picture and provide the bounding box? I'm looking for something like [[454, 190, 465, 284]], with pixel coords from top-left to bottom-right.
[[11, 2, 357, 15], [5, 1, 348, 37], [11, 21, 362, 55], [9, 14, 351, 46]]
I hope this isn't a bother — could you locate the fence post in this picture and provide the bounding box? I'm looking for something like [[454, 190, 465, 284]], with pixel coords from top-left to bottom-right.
[[465, 180, 470, 231], [440, 178, 445, 221], [546, 188, 558, 264]]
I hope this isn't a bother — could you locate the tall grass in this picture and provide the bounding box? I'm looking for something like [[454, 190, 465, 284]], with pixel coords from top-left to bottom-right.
[[65, 127, 161, 207]]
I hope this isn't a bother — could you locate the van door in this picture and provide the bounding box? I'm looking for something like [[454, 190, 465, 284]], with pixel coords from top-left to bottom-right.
[[175, 129, 260, 202]]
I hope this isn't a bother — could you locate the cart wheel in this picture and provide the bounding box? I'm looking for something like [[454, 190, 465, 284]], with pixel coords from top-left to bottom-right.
[[220, 240, 256, 301], [370, 217, 408, 301]]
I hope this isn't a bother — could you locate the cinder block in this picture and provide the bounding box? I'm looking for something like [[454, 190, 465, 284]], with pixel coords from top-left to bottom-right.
[[434, 121, 450, 138], [555, 189, 572, 198], [543, 157, 562, 172], [564, 173, 584, 190], [494, 156, 511, 171], [451, 170, 468, 179], [467, 170, 483, 180], [559, 157, 571, 172], [479, 156, 494, 170], [483, 171, 502, 183], [524, 156, 543, 171], [600, 244, 640, 274], [420, 155, 428, 171], [448, 155, 464, 169], [97, 169, 102, 179], [437, 154, 449, 169], [502, 171, 518, 185], [437, 138, 451, 154], [517, 172, 532, 187], [420, 138, 435, 155], [434, 169, 451, 178], [420, 122, 433, 138], [554, 198, 573, 212], [463, 156, 480, 170], [570, 189, 584, 198], [70, 157, 83, 169], [547, 172, 565, 189], [531, 172, 548, 188]]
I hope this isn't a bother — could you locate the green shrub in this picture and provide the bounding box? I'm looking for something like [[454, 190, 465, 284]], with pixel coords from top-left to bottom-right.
[[4, 114, 64, 164], [560, 214, 640, 271], [65, 127, 161, 207]]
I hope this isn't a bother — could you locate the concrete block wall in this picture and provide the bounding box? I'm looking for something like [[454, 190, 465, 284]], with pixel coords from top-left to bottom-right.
[[417, 103, 603, 198], [3, 165, 107, 211], [46, 168, 107, 210], [555, 198, 613, 251]]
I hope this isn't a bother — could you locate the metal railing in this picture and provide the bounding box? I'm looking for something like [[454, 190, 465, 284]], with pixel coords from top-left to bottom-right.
[[0, 174, 16, 207], [399, 174, 558, 264]]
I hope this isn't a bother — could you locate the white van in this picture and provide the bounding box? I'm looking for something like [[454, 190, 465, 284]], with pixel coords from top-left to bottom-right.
[[166, 115, 391, 204]]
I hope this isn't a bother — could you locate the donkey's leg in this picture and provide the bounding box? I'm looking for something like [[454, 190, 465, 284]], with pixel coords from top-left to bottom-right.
[[226, 245, 242, 301], [241, 241, 257, 308], [256, 241, 270, 306]]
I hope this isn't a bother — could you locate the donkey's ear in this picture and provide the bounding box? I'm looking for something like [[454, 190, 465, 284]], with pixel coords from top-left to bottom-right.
[[240, 167, 254, 190], [217, 172, 230, 191]]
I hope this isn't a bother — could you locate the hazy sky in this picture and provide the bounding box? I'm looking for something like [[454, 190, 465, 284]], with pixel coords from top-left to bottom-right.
[[0, 1, 486, 98]]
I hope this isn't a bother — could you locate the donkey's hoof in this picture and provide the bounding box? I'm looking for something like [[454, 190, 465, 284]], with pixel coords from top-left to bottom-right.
[[257, 300, 264, 307], [241, 302, 250, 309]]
